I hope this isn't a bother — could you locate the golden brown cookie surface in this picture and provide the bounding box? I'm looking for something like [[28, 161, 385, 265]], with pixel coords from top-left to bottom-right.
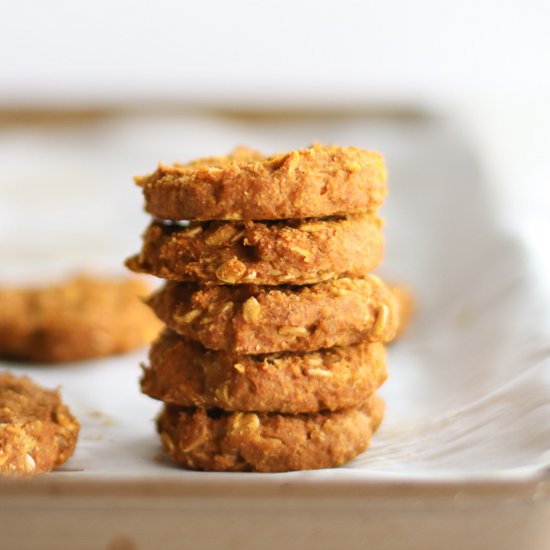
[[136, 144, 386, 221], [157, 396, 384, 472], [148, 275, 398, 354], [126, 216, 384, 286], [0, 371, 79, 475], [142, 330, 386, 413], [0, 275, 161, 363]]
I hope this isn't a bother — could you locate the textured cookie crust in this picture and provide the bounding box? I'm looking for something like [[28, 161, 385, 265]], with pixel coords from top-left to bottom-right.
[[0, 275, 161, 363], [126, 216, 384, 286], [0, 372, 79, 475], [136, 144, 387, 221], [157, 396, 384, 472], [148, 276, 397, 354], [142, 330, 387, 413]]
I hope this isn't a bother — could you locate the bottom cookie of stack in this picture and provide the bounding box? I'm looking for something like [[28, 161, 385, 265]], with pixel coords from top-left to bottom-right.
[[157, 396, 384, 473]]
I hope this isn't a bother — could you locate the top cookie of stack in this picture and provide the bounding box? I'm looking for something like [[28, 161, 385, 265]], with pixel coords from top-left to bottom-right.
[[126, 144, 396, 472], [135, 144, 386, 221]]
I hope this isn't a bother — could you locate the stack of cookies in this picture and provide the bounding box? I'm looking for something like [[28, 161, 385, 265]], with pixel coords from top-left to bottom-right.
[[126, 144, 397, 472]]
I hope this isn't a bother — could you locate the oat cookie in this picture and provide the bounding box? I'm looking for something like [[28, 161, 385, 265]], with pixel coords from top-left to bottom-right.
[[0, 371, 79, 475], [136, 144, 386, 221], [0, 275, 161, 363], [157, 396, 384, 472], [126, 216, 384, 286], [142, 330, 386, 413], [148, 275, 397, 354]]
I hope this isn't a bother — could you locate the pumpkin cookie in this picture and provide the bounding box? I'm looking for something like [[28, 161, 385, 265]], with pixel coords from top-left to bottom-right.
[[126, 216, 384, 286], [156, 395, 384, 472], [142, 330, 387, 413], [0, 371, 79, 475], [0, 275, 162, 363], [136, 144, 386, 221], [148, 275, 397, 354]]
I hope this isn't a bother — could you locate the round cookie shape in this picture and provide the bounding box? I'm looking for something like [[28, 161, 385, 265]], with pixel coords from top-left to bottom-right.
[[148, 275, 398, 354], [156, 396, 384, 472], [141, 330, 387, 413], [136, 144, 387, 221], [126, 216, 384, 286], [0, 275, 161, 363], [0, 372, 80, 475]]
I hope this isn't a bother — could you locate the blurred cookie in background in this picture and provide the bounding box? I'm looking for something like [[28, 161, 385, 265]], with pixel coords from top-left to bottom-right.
[[391, 285, 415, 340], [0, 274, 161, 363]]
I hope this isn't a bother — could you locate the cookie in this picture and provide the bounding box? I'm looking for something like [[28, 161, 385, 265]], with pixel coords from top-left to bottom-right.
[[0, 275, 162, 363], [156, 396, 384, 472], [148, 275, 398, 354], [392, 285, 415, 339], [136, 144, 387, 221], [126, 216, 384, 286], [0, 371, 79, 474], [141, 330, 387, 413]]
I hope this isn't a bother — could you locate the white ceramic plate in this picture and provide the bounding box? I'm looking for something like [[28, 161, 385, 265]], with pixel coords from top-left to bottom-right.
[[0, 112, 548, 549]]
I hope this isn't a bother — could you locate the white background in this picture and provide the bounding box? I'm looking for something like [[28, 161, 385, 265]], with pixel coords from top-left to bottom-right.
[[1, 0, 549, 107]]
